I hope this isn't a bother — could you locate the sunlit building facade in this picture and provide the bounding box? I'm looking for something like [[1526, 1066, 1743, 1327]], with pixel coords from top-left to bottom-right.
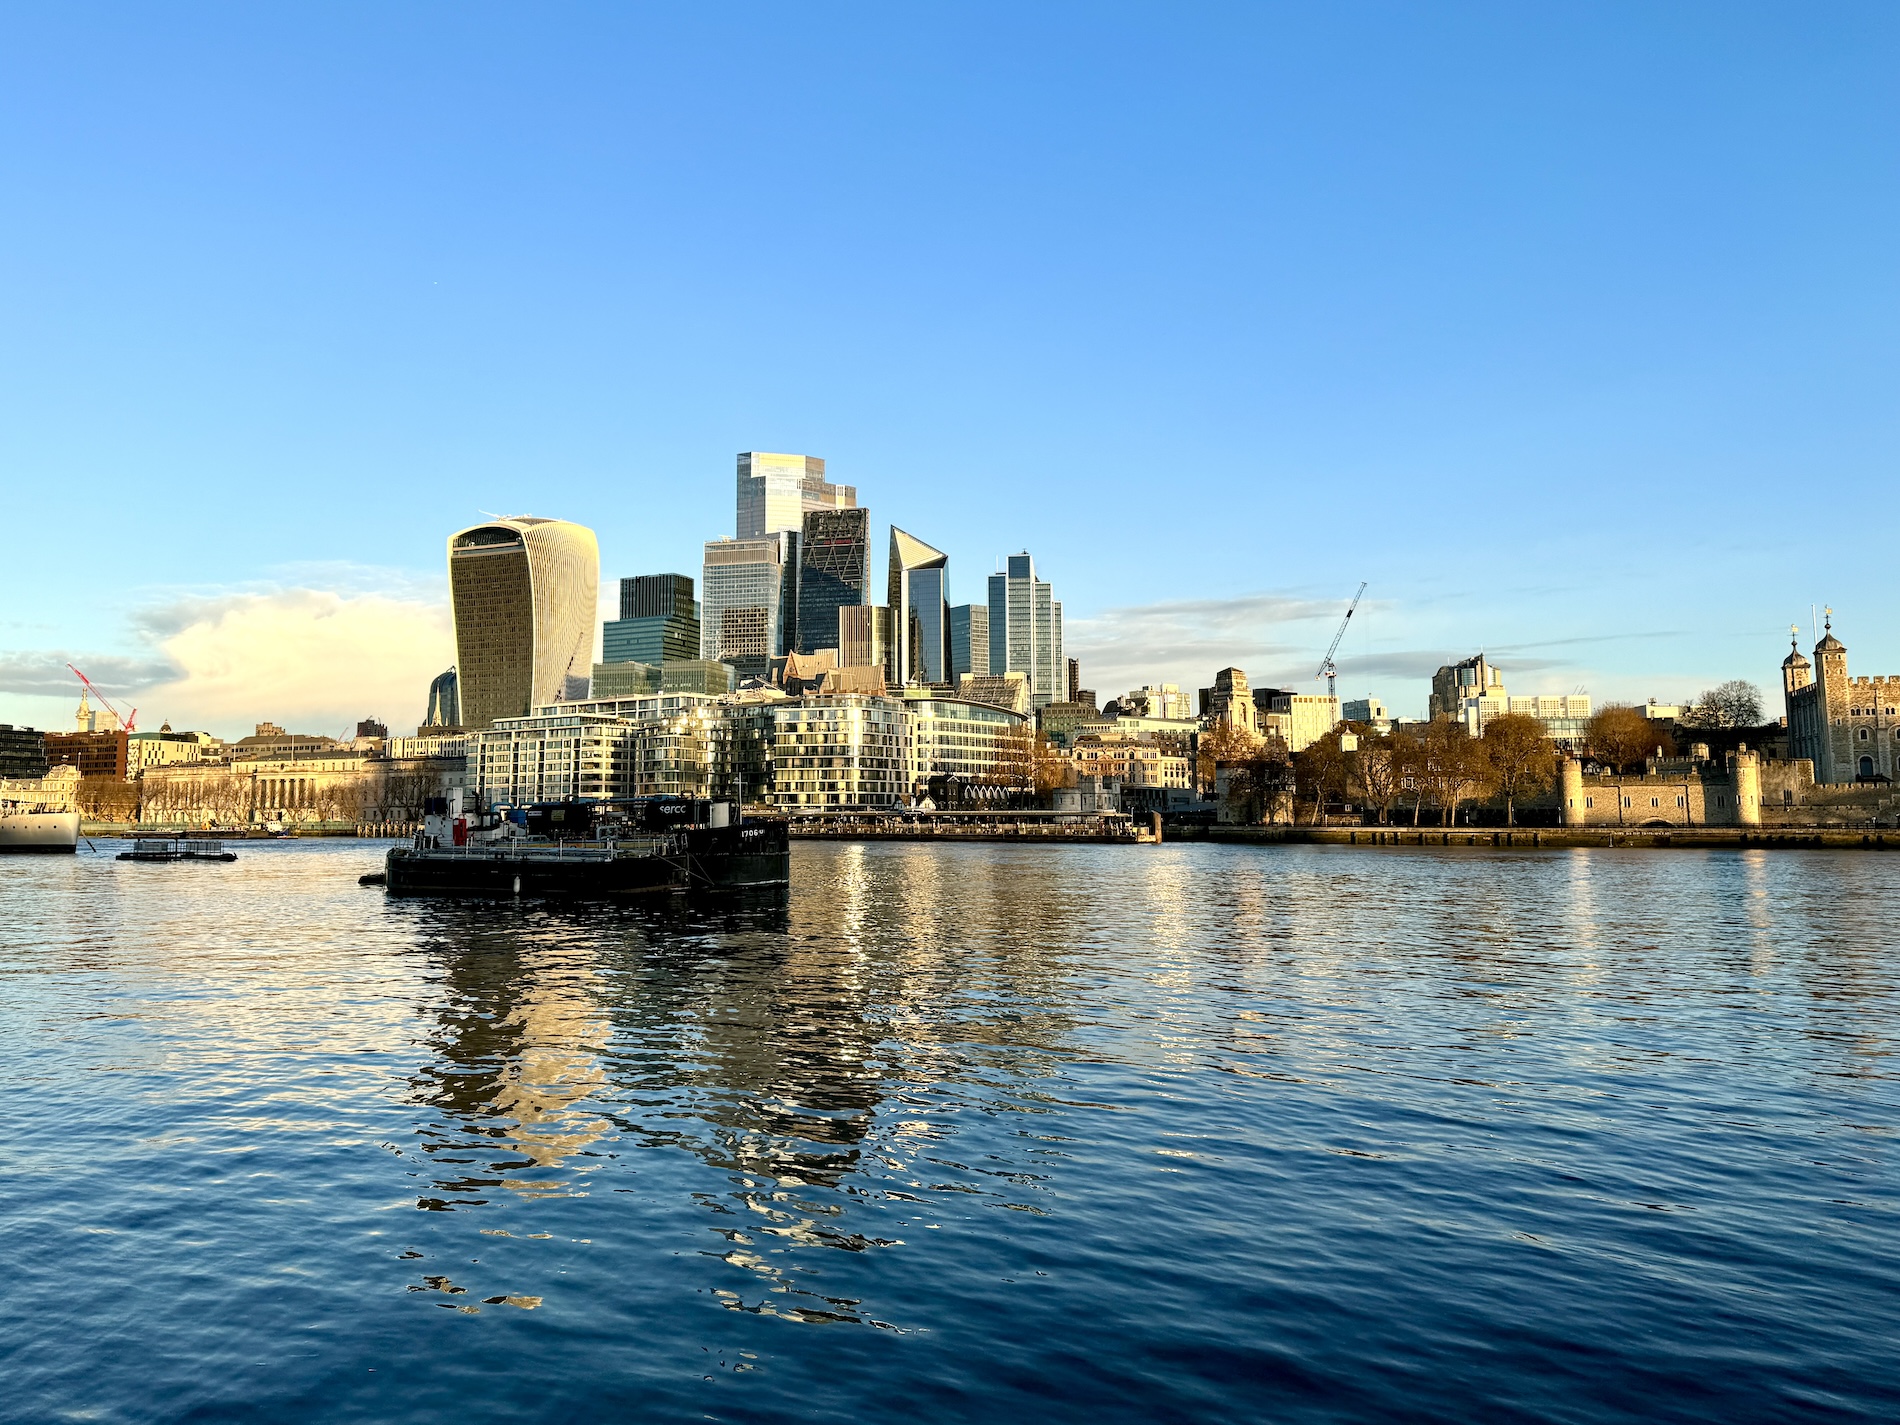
[[987, 551, 1063, 709], [888, 527, 950, 685], [735, 452, 855, 539], [449, 517, 599, 730]]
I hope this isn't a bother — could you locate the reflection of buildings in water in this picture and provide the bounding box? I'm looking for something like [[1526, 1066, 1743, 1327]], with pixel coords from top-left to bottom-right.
[[409, 911, 615, 1208]]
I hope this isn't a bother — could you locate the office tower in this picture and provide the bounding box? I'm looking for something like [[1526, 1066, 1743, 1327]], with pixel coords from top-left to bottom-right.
[[1067, 658, 1081, 703], [735, 452, 855, 539], [701, 534, 796, 682], [797, 507, 869, 654], [424, 668, 460, 728], [888, 528, 950, 685], [449, 517, 599, 730], [949, 604, 989, 679], [986, 552, 1064, 709], [839, 604, 896, 684], [603, 573, 701, 666]]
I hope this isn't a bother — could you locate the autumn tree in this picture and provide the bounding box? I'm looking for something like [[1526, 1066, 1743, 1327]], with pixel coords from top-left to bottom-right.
[[1481, 712, 1557, 825], [1587, 704, 1672, 773], [1221, 735, 1293, 825], [1294, 729, 1357, 825], [1195, 721, 1260, 794], [76, 777, 140, 823]]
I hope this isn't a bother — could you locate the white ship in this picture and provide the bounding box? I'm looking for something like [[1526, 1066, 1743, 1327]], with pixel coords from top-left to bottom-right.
[[1, 763, 82, 853], [0, 804, 80, 853]]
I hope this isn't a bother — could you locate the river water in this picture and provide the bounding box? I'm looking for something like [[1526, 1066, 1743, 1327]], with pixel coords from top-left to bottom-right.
[[3, 839, 1895, 1422]]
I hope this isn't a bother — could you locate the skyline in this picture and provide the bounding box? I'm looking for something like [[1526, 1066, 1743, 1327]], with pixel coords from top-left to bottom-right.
[[4, 4, 1897, 735]]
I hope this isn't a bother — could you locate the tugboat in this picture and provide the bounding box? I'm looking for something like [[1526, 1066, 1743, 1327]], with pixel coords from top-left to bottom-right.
[[378, 793, 790, 899]]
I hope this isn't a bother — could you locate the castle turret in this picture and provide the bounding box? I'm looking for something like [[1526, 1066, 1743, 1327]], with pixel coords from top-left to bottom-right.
[[1781, 625, 1811, 719], [1559, 756, 1584, 826], [1733, 746, 1761, 828]]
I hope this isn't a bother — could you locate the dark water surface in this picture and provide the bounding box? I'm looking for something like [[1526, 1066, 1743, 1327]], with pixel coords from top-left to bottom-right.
[[3, 839, 1896, 1422]]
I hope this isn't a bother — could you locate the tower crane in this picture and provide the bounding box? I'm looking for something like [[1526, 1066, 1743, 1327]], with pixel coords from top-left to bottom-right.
[[67, 664, 137, 734], [1314, 583, 1367, 700]]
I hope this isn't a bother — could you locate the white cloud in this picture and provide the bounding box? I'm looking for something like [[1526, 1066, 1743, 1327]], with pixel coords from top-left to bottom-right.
[[140, 586, 453, 736]]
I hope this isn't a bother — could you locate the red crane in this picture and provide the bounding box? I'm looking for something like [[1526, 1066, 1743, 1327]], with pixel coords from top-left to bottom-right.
[[67, 664, 137, 734]]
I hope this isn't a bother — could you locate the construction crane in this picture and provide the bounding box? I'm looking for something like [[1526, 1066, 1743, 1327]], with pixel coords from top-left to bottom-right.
[[67, 664, 137, 734], [1314, 582, 1368, 699]]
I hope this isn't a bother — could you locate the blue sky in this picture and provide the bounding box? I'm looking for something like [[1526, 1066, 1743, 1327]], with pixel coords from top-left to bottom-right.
[[2, 2, 1894, 736]]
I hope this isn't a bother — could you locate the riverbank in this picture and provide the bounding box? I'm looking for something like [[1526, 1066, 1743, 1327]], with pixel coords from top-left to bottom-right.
[[1174, 824, 1899, 851]]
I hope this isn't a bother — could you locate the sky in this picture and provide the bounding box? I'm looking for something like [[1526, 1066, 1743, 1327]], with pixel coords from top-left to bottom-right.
[[2, 2, 1895, 737]]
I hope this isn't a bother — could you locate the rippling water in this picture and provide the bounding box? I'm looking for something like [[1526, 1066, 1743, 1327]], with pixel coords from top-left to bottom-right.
[[3, 839, 1896, 1422]]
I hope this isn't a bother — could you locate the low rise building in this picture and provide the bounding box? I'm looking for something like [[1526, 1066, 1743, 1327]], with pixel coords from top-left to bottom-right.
[[0, 763, 79, 811], [43, 729, 129, 780], [1262, 693, 1341, 753], [126, 725, 204, 778], [140, 754, 456, 826], [902, 691, 1029, 796], [1070, 732, 1192, 790]]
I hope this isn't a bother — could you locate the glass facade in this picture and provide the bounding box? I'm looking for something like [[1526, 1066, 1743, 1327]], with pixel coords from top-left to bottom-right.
[[838, 605, 895, 683], [424, 668, 459, 728], [987, 551, 1064, 709], [590, 661, 662, 698], [888, 527, 950, 686], [903, 694, 1028, 795], [797, 507, 869, 655], [735, 453, 855, 539], [700, 535, 791, 681], [949, 604, 989, 679], [763, 696, 911, 809], [449, 517, 599, 730]]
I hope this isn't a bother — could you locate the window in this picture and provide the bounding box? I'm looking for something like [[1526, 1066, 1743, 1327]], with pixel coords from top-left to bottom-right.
[[1859, 728, 1870, 740], [1650, 797, 1660, 808], [1584, 797, 1594, 808]]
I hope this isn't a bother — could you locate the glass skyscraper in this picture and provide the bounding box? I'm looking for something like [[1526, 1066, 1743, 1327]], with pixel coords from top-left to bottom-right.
[[888, 527, 950, 686], [798, 507, 869, 655], [986, 551, 1063, 709], [602, 573, 701, 666], [735, 453, 856, 539], [948, 604, 989, 680], [448, 516, 599, 729], [700, 533, 796, 681]]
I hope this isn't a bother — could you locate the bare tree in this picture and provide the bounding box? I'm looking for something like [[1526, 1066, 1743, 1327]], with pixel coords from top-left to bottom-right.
[[1481, 712, 1557, 826], [1587, 704, 1672, 773], [1684, 680, 1764, 729], [1294, 730, 1356, 825], [1417, 719, 1489, 826], [1221, 736, 1293, 825], [1354, 731, 1405, 825]]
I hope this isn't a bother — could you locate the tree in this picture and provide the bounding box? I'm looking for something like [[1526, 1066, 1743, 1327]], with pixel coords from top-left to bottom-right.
[[1354, 731, 1405, 825], [1685, 680, 1764, 729], [76, 777, 140, 823], [1294, 730, 1356, 825], [1587, 704, 1672, 773], [1221, 736, 1293, 824], [986, 726, 1071, 796], [1196, 721, 1260, 794], [1416, 719, 1489, 826], [1481, 712, 1557, 825]]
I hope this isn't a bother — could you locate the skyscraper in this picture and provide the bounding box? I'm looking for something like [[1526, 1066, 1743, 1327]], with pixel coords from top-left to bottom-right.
[[838, 604, 896, 685], [888, 527, 950, 686], [603, 573, 701, 665], [798, 507, 869, 654], [987, 552, 1064, 709], [449, 517, 599, 730], [701, 534, 795, 681], [735, 452, 855, 539], [949, 604, 989, 679], [424, 668, 460, 728]]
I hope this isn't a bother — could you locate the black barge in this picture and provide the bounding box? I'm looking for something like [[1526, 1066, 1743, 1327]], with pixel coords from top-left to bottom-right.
[[381, 796, 789, 900]]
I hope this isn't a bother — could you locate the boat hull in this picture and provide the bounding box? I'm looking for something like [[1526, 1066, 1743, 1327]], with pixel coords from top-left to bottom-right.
[[0, 810, 80, 853], [383, 820, 789, 899]]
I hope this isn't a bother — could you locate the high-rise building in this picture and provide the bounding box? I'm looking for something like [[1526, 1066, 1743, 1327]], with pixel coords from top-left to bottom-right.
[[1067, 658, 1081, 703], [839, 605, 896, 683], [603, 573, 701, 666], [797, 508, 869, 654], [949, 604, 989, 679], [424, 668, 460, 728], [986, 552, 1063, 709], [448, 517, 599, 730], [735, 452, 855, 539], [701, 535, 795, 682], [888, 528, 950, 686]]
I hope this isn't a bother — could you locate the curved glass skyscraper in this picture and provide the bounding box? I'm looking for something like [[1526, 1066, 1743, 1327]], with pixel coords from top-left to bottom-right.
[[448, 517, 599, 729]]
